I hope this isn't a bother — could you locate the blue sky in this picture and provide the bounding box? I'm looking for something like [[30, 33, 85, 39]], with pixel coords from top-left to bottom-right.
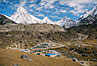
[[0, 0, 97, 21]]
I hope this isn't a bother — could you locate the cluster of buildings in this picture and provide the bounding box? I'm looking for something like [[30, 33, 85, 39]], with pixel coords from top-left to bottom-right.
[[32, 49, 62, 57], [17, 48, 62, 58], [17, 42, 63, 58]]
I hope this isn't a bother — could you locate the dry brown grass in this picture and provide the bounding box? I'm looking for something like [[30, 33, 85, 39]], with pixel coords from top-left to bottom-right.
[[82, 39, 97, 45], [0, 49, 81, 66]]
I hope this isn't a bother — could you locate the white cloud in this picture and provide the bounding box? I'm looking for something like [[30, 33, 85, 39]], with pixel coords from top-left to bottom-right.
[[40, 0, 56, 8], [49, 15, 62, 19], [10, 0, 27, 10], [70, 10, 79, 16], [41, 0, 57, 4], [19, 1, 27, 7], [29, 4, 36, 8], [38, 0, 97, 16], [35, 7, 43, 11], [59, 9, 67, 13], [37, 14, 45, 17], [68, 1, 78, 7], [59, 0, 97, 14], [75, 0, 96, 4]]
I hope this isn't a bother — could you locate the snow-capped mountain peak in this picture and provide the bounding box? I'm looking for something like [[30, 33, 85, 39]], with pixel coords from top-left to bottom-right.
[[79, 5, 97, 20], [79, 5, 97, 25], [42, 17, 53, 24], [43, 17, 49, 21], [17, 7, 26, 11], [10, 7, 42, 24]]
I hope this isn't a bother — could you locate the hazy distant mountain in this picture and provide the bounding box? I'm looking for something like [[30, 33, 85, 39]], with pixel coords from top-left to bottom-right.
[[54, 17, 79, 28]]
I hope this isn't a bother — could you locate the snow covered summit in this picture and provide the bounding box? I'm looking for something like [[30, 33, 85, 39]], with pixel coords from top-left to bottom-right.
[[10, 7, 42, 24], [42, 17, 53, 24]]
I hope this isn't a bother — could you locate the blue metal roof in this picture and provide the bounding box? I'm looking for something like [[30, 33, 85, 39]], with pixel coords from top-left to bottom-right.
[[45, 53, 55, 56]]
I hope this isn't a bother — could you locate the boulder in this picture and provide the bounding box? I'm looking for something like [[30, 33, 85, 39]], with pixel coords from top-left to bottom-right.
[[20, 55, 32, 61]]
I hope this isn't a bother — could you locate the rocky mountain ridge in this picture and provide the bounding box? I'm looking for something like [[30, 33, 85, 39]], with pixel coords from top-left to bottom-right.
[[79, 5, 97, 25]]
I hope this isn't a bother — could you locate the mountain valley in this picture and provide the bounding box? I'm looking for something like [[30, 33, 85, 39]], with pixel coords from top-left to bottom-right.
[[0, 5, 97, 66]]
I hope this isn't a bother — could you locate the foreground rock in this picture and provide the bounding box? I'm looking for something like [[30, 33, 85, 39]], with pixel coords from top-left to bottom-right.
[[20, 55, 32, 61]]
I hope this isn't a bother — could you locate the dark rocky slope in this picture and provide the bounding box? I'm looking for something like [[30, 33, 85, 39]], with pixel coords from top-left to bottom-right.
[[0, 14, 15, 25], [68, 20, 97, 40]]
